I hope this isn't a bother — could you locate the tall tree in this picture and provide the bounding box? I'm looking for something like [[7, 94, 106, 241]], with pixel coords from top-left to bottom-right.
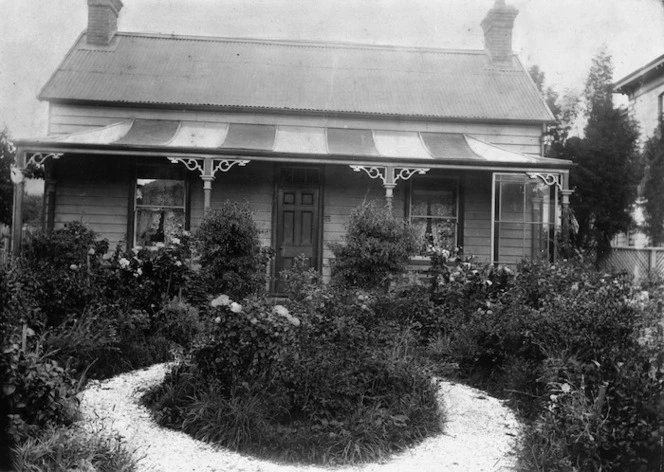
[[570, 48, 642, 262], [0, 129, 15, 226], [642, 124, 664, 245], [528, 65, 580, 159]]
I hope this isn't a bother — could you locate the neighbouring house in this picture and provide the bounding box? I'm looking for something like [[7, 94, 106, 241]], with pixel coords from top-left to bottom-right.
[[11, 0, 572, 288], [615, 52, 664, 149], [612, 53, 664, 248]]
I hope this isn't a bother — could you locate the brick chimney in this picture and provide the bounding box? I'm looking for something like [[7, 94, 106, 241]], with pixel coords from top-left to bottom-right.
[[481, 0, 518, 64], [87, 0, 123, 46]]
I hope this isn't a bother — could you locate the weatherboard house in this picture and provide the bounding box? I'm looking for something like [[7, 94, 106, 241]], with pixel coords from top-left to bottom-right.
[[12, 0, 572, 285]]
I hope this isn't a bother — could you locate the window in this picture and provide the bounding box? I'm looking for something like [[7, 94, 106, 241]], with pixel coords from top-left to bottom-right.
[[409, 177, 459, 255], [493, 173, 556, 265], [134, 166, 186, 247], [659, 92, 664, 123]]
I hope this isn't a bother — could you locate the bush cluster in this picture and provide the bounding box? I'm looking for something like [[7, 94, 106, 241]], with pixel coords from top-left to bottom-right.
[[385, 253, 664, 472], [142, 201, 442, 464], [144, 285, 442, 464], [329, 201, 418, 291], [1, 203, 274, 469], [194, 201, 273, 298], [0, 221, 202, 467]]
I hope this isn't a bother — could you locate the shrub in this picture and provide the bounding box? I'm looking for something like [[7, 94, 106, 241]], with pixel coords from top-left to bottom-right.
[[329, 201, 418, 290], [0, 329, 78, 446], [192, 294, 299, 389], [20, 222, 109, 326], [144, 286, 443, 465], [98, 233, 193, 315], [154, 298, 201, 350], [194, 201, 273, 298]]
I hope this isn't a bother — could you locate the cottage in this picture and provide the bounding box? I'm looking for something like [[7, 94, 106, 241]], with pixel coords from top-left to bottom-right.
[[12, 0, 572, 286]]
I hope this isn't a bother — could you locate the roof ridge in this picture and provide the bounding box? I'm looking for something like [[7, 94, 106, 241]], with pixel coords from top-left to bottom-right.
[[112, 31, 488, 56]]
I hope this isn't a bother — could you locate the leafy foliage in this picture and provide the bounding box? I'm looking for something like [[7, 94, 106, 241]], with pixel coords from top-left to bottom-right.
[[569, 48, 643, 262], [329, 201, 418, 290], [528, 64, 580, 160], [11, 422, 137, 472], [0, 329, 78, 446], [194, 201, 273, 298], [392, 253, 664, 471], [144, 285, 442, 465]]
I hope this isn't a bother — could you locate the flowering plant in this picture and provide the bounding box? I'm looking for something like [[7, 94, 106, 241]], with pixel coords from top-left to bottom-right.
[[193, 295, 301, 388]]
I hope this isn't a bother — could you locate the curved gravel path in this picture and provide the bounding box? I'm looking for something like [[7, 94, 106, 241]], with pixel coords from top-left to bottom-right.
[[78, 363, 521, 472]]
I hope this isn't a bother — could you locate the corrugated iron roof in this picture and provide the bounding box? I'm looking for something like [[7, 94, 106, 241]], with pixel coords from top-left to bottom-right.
[[27, 119, 571, 168], [39, 33, 554, 122]]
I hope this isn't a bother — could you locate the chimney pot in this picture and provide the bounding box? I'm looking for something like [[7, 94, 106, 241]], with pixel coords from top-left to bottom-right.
[[87, 0, 123, 46], [481, 0, 518, 64]]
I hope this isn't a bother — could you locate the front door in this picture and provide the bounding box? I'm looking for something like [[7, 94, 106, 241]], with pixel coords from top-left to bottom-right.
[[274, 167, 321, 291]]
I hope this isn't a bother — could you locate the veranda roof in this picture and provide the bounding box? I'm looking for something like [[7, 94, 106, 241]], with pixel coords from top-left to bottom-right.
[[20, 119, 571, 170]]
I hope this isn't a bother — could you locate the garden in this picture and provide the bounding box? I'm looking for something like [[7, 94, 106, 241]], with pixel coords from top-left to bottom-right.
[[1, 200, 663, 471]]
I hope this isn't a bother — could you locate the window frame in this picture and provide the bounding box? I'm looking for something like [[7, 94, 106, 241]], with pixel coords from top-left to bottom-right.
[[491, 172, 558, 266], [132, 163, 189, 248], [407, 175, 461, 256]]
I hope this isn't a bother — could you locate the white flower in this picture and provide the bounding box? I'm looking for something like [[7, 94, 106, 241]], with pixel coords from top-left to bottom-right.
[[214, 316, 221, 324], [250, 318, 258, 325], [211, 294, 231, 307], [171, 237, 181, 245], [155, 242, 165, 248], [119, 257, 130, 269], [136, 268, 143, 276], [174, 260, 182, 267], [273, 305, 289, 317], [230, 302, 242, 313], [561, 383, 571, 393], [288, 316, 301, 327], [70, 264, 78, 270], [88, 247, 96, 256]]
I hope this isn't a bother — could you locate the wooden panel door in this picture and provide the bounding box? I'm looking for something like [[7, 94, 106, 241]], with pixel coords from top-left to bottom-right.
[[275, 167, 321, 291]]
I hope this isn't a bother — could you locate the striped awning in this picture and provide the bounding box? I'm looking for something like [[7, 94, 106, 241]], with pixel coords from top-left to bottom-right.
[[30, 119, 570, 168]]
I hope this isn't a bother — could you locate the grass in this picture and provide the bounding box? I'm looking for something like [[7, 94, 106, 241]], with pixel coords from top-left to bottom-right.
[[11, 420, 138, 472], [142, 326, 445, 466]]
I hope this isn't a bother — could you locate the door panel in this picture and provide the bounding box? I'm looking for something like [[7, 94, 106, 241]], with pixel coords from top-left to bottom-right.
[[275, 168, 321, 291]]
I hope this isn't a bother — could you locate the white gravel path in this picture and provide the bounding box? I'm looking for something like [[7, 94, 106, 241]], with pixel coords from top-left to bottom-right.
[[78, 363, 521, 472]]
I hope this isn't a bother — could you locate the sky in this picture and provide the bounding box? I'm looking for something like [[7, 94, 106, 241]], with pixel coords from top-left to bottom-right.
[[1, 0, 663, 139]]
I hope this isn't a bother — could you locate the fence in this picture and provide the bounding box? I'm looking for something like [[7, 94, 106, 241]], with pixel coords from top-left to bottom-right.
[[601, 246, 664, 280]]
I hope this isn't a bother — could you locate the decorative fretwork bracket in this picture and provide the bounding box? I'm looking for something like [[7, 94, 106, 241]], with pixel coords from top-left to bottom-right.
[[168, 157, 249, 179], [527, 172, 563, 192], [27, 152, 63, 168], [168, 156, 250, 213], [351, 165, 430, 186], [168, 157, 204, 174], [351, 165, 429, 208]]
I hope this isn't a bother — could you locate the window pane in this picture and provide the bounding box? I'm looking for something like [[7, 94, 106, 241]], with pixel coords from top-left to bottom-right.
[[494, 173, 558, 265], [412, 217, 456, 253], [137, 179, 185, 207], [135, 208, 184, 246], [412, 189, 456, 217], [499, 181, 525, 222]]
